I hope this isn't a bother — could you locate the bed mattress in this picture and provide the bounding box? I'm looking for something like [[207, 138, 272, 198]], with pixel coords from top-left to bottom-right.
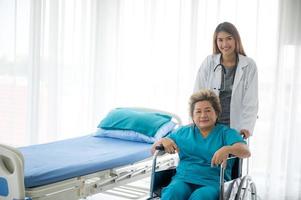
[[19, 135, 152, 188]]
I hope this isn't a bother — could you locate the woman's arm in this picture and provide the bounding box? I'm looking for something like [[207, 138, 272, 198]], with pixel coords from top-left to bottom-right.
[[151, 138, 179, 155], [240, 59, 258, 137], [211, 142, 250, 166]]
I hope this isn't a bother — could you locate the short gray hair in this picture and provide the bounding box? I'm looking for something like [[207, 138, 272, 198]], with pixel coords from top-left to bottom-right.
[[189, 89, 221, 118]]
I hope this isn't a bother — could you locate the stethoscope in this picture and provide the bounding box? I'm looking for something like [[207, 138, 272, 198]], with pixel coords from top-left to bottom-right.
[[213, 54, 239, 91]]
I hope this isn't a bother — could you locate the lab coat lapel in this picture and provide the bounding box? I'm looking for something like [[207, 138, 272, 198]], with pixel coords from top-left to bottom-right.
[[232, 55, 247, 93], [212, 54, 222, 95]]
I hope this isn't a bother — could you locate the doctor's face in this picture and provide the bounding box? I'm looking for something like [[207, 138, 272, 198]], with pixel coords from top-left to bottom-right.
[[192, 100, 217, 131], [216, 31, 236, 57]]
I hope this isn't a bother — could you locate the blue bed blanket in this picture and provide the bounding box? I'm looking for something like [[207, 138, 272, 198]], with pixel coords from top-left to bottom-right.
[[19, 135, 152, 188]]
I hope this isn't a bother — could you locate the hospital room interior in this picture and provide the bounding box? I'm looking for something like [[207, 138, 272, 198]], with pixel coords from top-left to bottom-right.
[[1, 0, 301, 199]]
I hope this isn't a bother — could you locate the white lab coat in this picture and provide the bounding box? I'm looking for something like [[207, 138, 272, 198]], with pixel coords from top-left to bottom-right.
[[194, 53, 258, 134]]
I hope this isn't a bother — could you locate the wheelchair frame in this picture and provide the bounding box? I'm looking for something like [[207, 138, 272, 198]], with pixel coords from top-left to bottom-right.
[[148, 148, 257, 200]]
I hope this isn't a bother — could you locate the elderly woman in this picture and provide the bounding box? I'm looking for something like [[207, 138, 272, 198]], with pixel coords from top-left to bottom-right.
[[151, 89, 250, 200]]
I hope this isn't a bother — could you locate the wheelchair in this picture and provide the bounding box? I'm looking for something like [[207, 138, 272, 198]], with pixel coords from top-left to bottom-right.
[[148, 145, 257, 200]]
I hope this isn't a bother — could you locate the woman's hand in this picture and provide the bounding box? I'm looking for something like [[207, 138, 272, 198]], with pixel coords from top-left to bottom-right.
[[211, 146, 230, 168], [151, 138, 178, 155], [240, 129, 251, 139]]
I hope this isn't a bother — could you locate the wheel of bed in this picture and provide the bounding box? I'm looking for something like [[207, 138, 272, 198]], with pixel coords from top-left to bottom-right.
[[0, 107, 181, 200]]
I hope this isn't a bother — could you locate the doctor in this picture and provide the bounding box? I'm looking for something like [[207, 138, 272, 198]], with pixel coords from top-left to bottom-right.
[[194, 22, 258, 138]]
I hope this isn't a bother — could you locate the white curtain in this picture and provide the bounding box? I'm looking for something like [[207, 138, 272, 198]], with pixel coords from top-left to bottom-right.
[[257, 0, 301, 199], [0, 0, 301, 199]]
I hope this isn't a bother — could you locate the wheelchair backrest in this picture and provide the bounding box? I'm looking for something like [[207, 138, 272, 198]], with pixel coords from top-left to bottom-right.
[[231, 158, 242, 180]]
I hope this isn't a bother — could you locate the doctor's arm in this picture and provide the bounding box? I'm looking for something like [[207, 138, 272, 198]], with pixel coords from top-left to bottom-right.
[[240, 61, 259, 138]]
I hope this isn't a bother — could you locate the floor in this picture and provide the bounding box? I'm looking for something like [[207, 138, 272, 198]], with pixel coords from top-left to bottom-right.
[[83, 173, 263, 200]]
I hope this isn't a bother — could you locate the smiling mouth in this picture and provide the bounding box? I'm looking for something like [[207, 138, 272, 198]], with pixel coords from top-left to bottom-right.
[[222, 48, 231, 51]]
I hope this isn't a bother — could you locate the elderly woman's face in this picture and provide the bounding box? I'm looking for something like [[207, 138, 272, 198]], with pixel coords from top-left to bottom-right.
[[192, 100, 217, 131]]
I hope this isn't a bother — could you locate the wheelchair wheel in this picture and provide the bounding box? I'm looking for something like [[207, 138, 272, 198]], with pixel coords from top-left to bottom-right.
[[234, 175, 257, 200]]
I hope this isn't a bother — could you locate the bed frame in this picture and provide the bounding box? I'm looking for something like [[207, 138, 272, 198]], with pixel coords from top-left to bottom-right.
[[0, 108, 181, 200]]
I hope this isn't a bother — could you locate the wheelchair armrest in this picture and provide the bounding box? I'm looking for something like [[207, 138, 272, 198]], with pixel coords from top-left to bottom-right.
[[150, 144, 167, 198], [227, 155, 238, 160], [219, 156, 238, 169], [219, 156, 243, 200]]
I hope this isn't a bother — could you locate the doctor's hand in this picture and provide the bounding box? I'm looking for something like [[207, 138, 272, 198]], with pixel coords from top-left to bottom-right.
[[151, 138, 178, 155], [240, 129, 251, 139], [211, 146, 230, 168]]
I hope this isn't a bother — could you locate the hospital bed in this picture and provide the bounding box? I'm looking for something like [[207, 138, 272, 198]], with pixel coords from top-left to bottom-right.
[[0, 108, 181, 200], [148, 145, 257, 200]]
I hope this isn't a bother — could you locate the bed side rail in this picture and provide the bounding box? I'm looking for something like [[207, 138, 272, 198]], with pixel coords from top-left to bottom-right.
[[0, 143, 26, 200]]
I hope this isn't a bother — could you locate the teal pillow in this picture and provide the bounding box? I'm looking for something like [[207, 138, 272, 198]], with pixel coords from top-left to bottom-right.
[[98, 108, 172, 137]]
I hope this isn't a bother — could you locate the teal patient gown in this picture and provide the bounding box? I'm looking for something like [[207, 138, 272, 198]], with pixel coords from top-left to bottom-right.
[[161, 123, 245, 200]]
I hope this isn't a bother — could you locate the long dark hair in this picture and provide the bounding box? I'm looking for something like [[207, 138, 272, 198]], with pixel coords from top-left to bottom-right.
[[212, 22, 246, 56]]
